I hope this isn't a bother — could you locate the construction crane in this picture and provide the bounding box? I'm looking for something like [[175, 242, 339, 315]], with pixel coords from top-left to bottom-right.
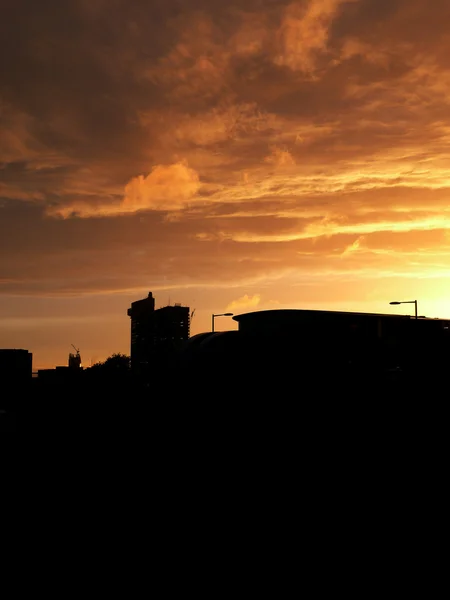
[[69, 344, 82, 369]]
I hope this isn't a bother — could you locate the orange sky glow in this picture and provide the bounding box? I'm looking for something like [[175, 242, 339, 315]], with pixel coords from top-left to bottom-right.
[[2, 0, 450, 368]]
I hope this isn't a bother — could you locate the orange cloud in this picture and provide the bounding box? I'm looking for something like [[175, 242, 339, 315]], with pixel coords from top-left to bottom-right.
[[340, 38, 393, 67], [152, 102, 270, 147], [145, 0, 358, 103], [0, 104, 69, 168], [46, 161, 201, 218], [341, 235, 365, 256], [226, 294, 261, 312], [274, 0, 357, 73], [264, 146, 296, 167], [122, 161, 201, 212], [144, 13, 229, 101]]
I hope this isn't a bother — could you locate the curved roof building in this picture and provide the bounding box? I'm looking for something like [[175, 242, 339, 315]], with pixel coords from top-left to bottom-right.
[[179, 308, 450, 388]]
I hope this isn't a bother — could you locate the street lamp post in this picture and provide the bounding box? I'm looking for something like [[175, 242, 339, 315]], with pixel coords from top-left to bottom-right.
[[389, 300, 418, 319], [212, 312, 234, 332]]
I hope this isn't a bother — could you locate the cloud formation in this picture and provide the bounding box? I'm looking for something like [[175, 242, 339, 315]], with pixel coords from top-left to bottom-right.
[[2, 0, 450, 302], [227, 294, 261, 312], [46, 160, 201, 218], [274, 0, 357, 73]]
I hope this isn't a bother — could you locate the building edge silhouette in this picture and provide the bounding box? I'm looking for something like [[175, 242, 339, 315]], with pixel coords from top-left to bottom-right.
[[178, 307, 450, 393], [2, 301, 450, 432], [127, 291, 190, 379]]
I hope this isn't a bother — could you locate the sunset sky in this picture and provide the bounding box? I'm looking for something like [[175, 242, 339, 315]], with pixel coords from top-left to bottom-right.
[[2, 0, 450, 368]]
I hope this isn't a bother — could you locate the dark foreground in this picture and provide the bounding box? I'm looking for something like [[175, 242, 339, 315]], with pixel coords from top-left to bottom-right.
[[1, 367, 445, 437]]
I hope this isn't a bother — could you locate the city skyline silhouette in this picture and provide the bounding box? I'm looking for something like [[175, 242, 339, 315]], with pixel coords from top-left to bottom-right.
[[2, 0, 450, 371]]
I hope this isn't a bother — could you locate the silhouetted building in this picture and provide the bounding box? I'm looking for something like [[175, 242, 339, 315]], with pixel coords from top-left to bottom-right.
[[68, 350, 82, 369], [127, 292, 190, 374], [37, 365, 83, 385], [179, 309, 450, 389], [154, 304, 190, 348], [127, 292, 156, 373], [0, 349, 32, 385]]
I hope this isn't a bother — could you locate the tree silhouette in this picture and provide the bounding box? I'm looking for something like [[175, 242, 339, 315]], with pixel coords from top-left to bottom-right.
[[91, 353, 130, 373]]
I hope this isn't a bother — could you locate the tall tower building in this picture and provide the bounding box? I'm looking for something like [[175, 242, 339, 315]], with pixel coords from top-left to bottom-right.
[[127, 292, 190, 374], [127, 292, 156, 373]]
